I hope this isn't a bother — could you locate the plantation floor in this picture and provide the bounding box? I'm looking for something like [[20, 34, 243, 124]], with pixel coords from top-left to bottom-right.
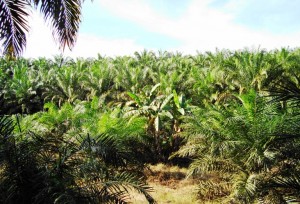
[[131, 164, 200, 204]]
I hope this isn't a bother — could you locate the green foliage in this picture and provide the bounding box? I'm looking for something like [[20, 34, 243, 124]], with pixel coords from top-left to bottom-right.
[[0, 115, 155, 204], [2, 49, 300, 202], [124, 84, 192, 162], [1, 48, 300, 113], [177, 90, 300, 203]]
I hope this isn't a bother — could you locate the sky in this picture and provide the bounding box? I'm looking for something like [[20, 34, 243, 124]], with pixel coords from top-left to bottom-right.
[[19, 0, 300, 58]]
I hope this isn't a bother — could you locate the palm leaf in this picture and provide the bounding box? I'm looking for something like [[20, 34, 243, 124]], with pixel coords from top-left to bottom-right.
[[33, 0, 82, 50], [150, 83, 161, 96], [160, 93, 173, 110], [0, 0, 29, 57], [98, 172, 155, 204], [81, 134, 131, 167], [154, 116, 159, 132], [127, 91, 142, 106], [273, 173, 300, 193], [0, 115, 14, 139], [268, 74, 300, 107]]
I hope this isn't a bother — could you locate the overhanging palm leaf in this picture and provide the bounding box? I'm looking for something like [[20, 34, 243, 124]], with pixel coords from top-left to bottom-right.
[[0, 0, 29, 57], [0, 0, 83, 57], [33, 0, 82, 50]]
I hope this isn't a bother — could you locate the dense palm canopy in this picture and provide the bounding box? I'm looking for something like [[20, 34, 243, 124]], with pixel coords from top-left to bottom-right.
[[0, 0, 82, 57], [0, 114, 155, 203], [1, 48, 300, 203]]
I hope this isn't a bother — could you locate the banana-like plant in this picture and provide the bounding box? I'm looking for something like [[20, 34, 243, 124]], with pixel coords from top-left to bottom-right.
[[124, 84, 174, 161], [124, 84, 193, 162]]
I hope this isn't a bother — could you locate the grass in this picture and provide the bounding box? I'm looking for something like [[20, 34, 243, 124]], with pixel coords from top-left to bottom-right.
[[131, 163, 200, 204]]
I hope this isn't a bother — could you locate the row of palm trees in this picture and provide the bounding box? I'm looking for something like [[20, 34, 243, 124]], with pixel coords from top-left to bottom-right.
[[1, 48, 300, 202], [2, 49, 299, 114]]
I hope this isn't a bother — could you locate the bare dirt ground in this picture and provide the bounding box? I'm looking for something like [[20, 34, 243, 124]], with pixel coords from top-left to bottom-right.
[[131, 164, 200, 204]]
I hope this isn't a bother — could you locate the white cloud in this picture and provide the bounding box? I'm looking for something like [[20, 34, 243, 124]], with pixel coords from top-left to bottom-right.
[[99, 0, 177, 38], [99, 0, 300, 54], [178, 0, 300, 53], [21, 0, 300, 58], [23, 12, 59, 58], [23, 10, 144, 58], [64, 34, 144, 58], [174, 0, 300, 53]]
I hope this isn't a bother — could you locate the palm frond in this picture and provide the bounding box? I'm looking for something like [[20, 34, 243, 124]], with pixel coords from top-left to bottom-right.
[[230, 172, 260, 203], [273, 173, 300, 197], [0, 0, 29, 57], [33, 0, 82, 50], [268, 74, 300, 108], [100, 172, 155, 204], [197, 179, 231, 201], [80, 133, 131, 167], [188, 156, 238, 177], [0, 115, 14, 138]]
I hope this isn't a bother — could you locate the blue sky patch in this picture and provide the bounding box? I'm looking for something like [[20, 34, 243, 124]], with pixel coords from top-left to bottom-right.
[[80, 1, 182, 50], [148, 0, 192, 19], [209, 0, 300, 34]]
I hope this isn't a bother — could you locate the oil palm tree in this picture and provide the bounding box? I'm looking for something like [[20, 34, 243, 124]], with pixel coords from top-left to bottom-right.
[[177, 90, 300, 203], [0, 0, 83, 57]]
